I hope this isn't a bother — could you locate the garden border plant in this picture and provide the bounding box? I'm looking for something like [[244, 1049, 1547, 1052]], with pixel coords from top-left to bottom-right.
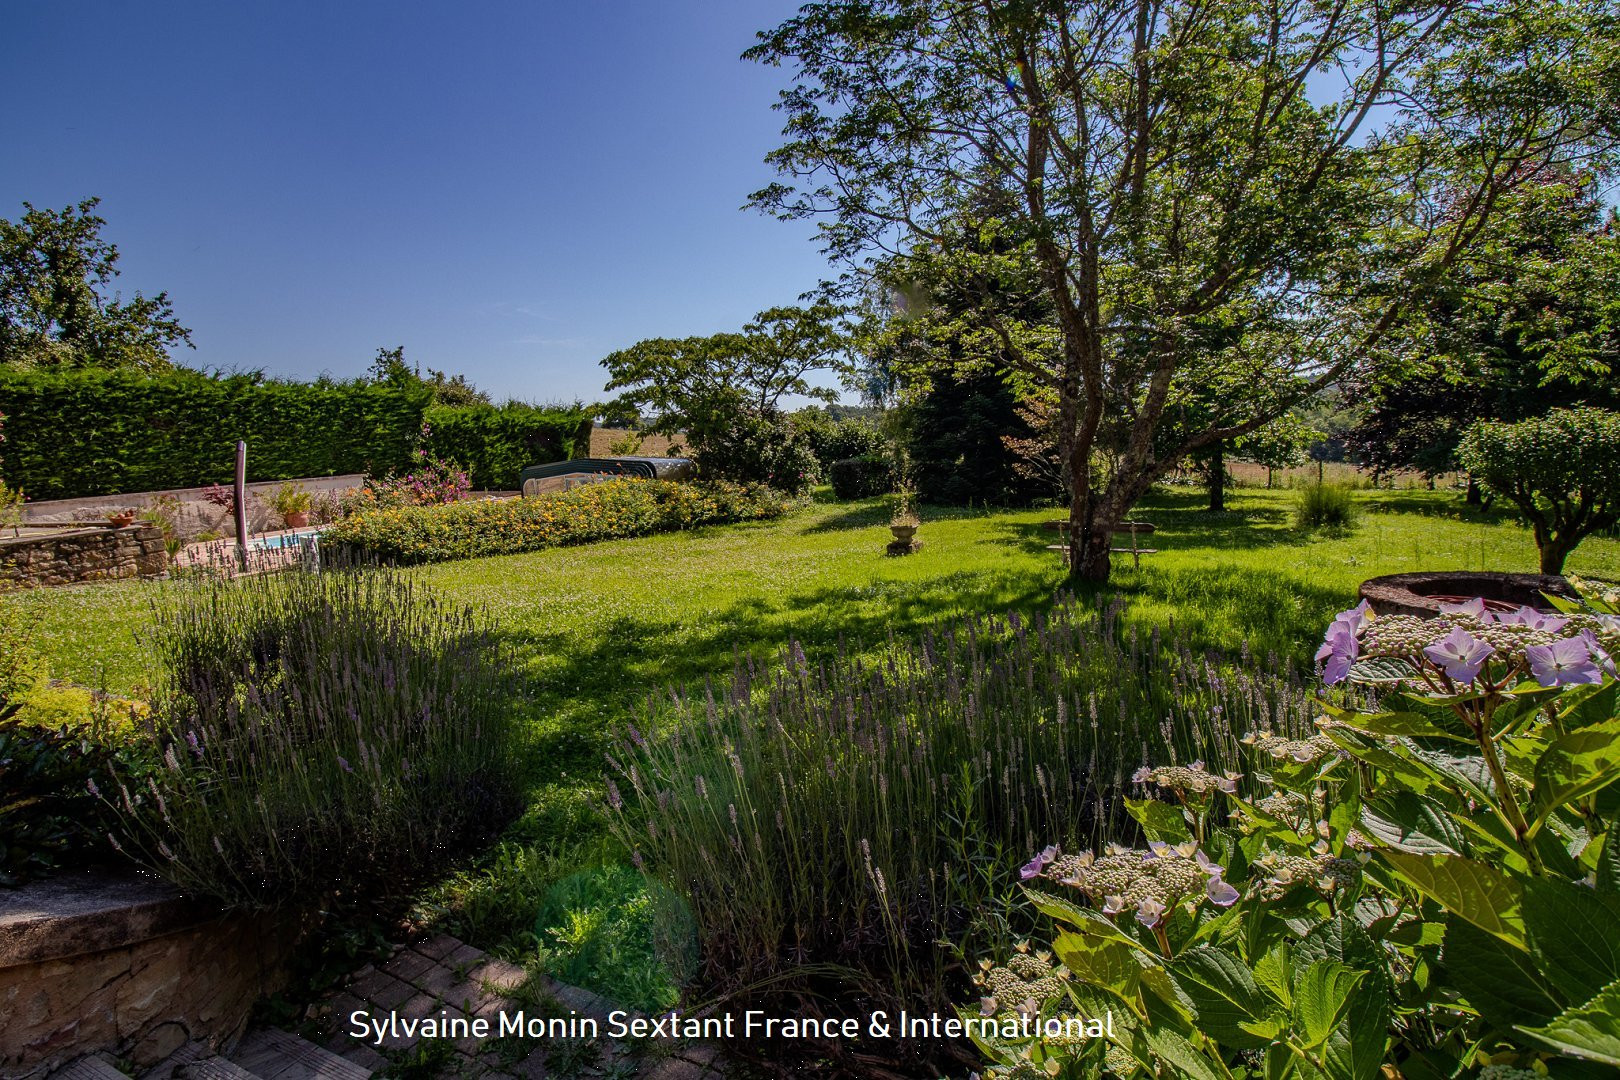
[[971, 582, 1620, 1078], [325, 478, 795, 564], [608, 597, 1318, 1071]]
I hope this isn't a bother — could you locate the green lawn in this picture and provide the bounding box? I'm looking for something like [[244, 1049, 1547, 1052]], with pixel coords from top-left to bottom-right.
[[8, 485, 1617, 1003], [14, 486, 1615, 705]]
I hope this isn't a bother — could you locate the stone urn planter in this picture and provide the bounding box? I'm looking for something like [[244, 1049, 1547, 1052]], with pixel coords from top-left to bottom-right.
[[282, 510, 310, 529], [887, 515, 922, 556]]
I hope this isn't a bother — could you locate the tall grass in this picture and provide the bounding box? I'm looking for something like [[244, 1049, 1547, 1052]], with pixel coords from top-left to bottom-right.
[[1294, 482, 1360, 530], [607, 597, 1315, 1033], [113, 566, 529, 916]]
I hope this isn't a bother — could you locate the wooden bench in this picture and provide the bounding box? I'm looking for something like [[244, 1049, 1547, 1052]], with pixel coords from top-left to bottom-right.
[[1043, 520, 1159, 569]]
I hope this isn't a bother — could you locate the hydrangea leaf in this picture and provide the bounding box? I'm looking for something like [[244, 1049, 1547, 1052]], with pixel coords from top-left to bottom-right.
[[1530, 719, 1620, 833], [1442, 915, 1562, 1029], [1378, 851, 1525, 948], [1515, 978, 1620, 1067]]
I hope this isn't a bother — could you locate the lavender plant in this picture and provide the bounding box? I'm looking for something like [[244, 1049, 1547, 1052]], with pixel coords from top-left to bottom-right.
[[109, 565, 529, 917], [607, 598, 1315, 1037]]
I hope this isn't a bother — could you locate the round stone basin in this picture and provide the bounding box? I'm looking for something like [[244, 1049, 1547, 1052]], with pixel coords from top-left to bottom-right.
[[1358, 571, 1576, 619]]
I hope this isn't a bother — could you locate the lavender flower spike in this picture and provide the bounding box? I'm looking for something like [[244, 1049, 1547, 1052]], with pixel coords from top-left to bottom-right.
[[1423, 627, 1494, 683], [1526, 637, 1603, 687]]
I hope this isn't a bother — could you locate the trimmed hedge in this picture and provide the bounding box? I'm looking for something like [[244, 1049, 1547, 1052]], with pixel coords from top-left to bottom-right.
[[324, 478, 794, 564], [0, 369, 590, 499], [829, 456, 893, 499], [424, 403, 592, 490]]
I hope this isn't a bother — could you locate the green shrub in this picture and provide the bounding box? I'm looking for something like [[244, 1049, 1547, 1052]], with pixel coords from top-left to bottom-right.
[[792, 408, 889, 471], [1459, 406, 1620, 573], [112, 566, 528, 915], [828, 455, 893, 499], [0, 368, 590, 500], [1294, 482, 1359, 530], [1, 611, 153, 885], [608, 600, 1315, 1041], [324, 479, 793, 565], [688, 409, 818, 493]]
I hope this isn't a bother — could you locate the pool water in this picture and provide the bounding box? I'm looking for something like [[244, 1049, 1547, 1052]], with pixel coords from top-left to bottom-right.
[[249, 531, 319, 551]]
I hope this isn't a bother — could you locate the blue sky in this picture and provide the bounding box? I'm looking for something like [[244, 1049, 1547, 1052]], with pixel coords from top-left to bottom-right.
[[2, 1, 833, 404]]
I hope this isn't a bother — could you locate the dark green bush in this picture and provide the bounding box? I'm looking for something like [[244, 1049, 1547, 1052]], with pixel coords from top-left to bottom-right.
[[689, 409, 818, 493], [1294, 482, 1359, 530], [324, 479, 794, 564], [115, 566, 528, 914], [609, 600, 1316, 1029], [828, 455, 893, 499], [0, 612, 152, 885], [792, 408, 889, 471], [0, 368, 590, 499]]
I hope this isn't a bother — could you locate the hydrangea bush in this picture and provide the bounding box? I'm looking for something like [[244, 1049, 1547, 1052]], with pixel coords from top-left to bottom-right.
[[971, 583, 1620, 1079]]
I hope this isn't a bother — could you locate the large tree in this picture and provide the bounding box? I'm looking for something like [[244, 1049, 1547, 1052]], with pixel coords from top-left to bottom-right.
[[748, 0, 1620, 579], [1346, 174, 1620, 484], [0, 198, 191, 372]]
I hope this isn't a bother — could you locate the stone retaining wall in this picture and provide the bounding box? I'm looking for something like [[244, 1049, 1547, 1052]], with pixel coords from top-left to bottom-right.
[[0, 871, 293, 1080], [0, 524, 167, 589]]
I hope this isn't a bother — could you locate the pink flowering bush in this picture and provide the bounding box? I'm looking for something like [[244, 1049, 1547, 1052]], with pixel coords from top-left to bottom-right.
[[357, 423, 472, 508], [974, 589, 1620, 1078]]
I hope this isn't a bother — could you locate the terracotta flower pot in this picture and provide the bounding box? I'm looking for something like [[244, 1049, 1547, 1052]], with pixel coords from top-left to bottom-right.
[[284, 510, 311, 529], [107, 513, 136, 528]]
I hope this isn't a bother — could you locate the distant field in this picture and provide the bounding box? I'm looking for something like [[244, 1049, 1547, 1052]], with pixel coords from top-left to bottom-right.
[[587, 427, 677, 457]]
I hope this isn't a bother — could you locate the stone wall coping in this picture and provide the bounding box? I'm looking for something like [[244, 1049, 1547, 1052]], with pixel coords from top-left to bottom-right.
[[0, 869, 228, 967]]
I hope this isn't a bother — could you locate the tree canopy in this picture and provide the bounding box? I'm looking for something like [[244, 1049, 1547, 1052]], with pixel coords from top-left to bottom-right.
[[1347, 174, 1620, 479], [0, 198, 192, 372], [748, 0, 1620, 578], [600, 304, 846, 490]]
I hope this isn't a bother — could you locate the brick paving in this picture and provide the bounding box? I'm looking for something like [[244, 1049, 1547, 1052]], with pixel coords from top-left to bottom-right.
[[310, 934, 724, 1080]]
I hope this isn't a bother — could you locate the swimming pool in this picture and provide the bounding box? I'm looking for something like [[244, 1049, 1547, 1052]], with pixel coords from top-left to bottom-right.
[[249, 530, 320, 551]]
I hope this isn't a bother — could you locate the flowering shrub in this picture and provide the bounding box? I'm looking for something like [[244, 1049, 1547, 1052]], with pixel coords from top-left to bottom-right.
[[357, 422, 472, 508], [325, 479, 793, 564], [973, 590, 1620, 1078]]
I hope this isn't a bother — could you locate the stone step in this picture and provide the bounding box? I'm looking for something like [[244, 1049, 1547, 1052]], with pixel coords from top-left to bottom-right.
[[49, 1057, 131, 1080], [177, 1057, 262, 1080], [228, 1030, 370, 1080]]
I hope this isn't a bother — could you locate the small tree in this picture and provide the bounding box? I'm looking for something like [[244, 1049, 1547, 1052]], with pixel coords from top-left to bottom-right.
[[1457, 407, 1620, 574], [600, 304, 845, 492]]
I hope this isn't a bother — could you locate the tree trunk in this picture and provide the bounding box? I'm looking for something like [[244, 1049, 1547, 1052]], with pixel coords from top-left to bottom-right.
[[1071, 515, 1113, 581], [1206, 439, 1225, 512], [1466, 476, 1482, 505], [1540, 538, 1573, 576], [1266, 466, 1274, 489]]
